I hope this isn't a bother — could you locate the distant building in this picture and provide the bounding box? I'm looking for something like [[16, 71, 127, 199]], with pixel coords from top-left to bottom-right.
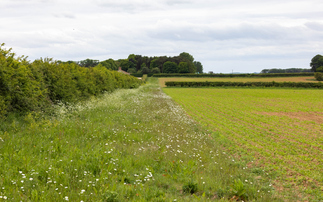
[[118, 67, 130, 75]]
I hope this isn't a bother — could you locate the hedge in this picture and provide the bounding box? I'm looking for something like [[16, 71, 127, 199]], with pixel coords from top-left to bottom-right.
[[165, 81, 323, 88], [0, 44, 143, 117], [153, 73, 315, 78]]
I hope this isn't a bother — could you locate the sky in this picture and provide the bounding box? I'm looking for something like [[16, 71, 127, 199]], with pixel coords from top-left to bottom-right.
[[1, 0, 323, 73]]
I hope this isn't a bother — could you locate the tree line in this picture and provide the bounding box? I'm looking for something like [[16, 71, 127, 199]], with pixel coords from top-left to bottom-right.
[[260, 68, 311, 74], [58, 52, 203, 74]]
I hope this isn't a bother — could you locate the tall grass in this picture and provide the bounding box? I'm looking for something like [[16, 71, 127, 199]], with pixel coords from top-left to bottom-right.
[[0, 78, 278, 201]]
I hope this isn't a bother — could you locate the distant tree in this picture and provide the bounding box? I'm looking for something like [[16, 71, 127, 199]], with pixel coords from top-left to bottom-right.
[[150, 58, 158, 69], [141, 63, 147, 69], [261, 68, 311, 73], [179, 52, 194, 63], [193, 61, 203, 73], [310, 54, 323, 72], [128, 54, 138, 68], [127, 68, 137, 74], [178, 62, 189, 73], [118, 59, 135, 72], [100, 59, 118, 70], [163, 61, 178, 73], [261, 69, 270, 73], [78, 59, 99, 67], [151, 67, 160, 74], [141, 67, 150, 74]]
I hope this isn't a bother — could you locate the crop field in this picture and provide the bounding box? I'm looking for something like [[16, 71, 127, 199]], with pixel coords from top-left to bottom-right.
[[162, 87, 323, 201], [158, 77, 318, 87], [0, 79, 279, 201]]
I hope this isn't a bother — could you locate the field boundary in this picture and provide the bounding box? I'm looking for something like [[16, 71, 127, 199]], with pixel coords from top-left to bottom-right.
[[165, 81, 323, 88]]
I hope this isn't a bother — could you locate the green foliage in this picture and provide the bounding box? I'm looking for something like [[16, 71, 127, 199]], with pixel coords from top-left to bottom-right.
[[141, 67, 150, 74], [117, 59, 135, 72], [0, 44, 48, 114], [151, 67, 160, 74], [314, 72, 323, 81], [100, 59, 118, 70], [182, 181, 198, 194], [0, 95, 7, 117], [102, 190, 119, 202], [150, 58, 158, 69], [0, 44, 142, 115], [162, 61, 178, 73], [78, 58, 99, 67], [127, 68, 137, 74], [316, 66, 323, 72], [230, 179, 248, 201], [261, 68, 311, 73], [179, 52, 194, 63], [178, 62, 189, 73], [193, 61, 203, 73], [310, 54, 323, 72]]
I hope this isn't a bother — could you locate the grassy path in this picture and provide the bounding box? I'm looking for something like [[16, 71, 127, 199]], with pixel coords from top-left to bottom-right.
[[0, 78, 277, 201]]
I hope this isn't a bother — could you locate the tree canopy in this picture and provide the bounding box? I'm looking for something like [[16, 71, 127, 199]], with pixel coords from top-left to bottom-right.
[[310, 54, 323, 72], [58, 52, 202, 74], [194, 61, 203, 73], [261, 68, 311, 74], [163, 61, 178, 73]]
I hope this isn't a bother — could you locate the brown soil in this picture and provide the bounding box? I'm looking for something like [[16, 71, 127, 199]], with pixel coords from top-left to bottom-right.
[[258, 111, 323, 124]]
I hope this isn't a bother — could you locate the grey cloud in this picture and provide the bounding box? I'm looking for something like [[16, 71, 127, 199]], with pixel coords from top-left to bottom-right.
[[305, 22, 323, 32], [148, 23, 313, 42]]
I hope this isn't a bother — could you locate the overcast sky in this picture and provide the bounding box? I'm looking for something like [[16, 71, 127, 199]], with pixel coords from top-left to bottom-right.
[[1, 0, 323, 73]]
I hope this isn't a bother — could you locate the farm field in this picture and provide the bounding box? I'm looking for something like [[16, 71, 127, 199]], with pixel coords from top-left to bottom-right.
[[158, 77, 318, 87], [162, 87, 323, 201], [0, 78, 278, 201]]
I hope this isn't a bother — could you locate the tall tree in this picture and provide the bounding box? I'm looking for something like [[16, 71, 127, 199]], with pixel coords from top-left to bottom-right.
[[179, 52, 194, 63], [178, 62, 189, 73], [100, 59, 118, 70], [163, 61, 178, 73], [193, 61, 203, 73], [310, 54, 323, 72], [78, 59, 99, 67]]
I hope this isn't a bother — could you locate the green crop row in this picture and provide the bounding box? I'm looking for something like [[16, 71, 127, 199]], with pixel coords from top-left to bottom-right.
[[153, 72, 314, 78], [165, 81, 323, 88], [0, 45, 142, 116]]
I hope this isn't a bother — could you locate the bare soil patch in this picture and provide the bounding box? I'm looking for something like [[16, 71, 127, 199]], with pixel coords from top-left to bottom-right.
[[258, 112, 323, 124]]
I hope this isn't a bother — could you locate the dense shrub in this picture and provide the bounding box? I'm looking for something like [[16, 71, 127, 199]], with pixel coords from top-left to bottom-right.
[[314, 72, 323, 81], [0, 45, 48, 115], [165, 81, 323, 88], [151, 67, 160, 74], [127, 68, 137, 74], [0, 44, 142, 116]]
